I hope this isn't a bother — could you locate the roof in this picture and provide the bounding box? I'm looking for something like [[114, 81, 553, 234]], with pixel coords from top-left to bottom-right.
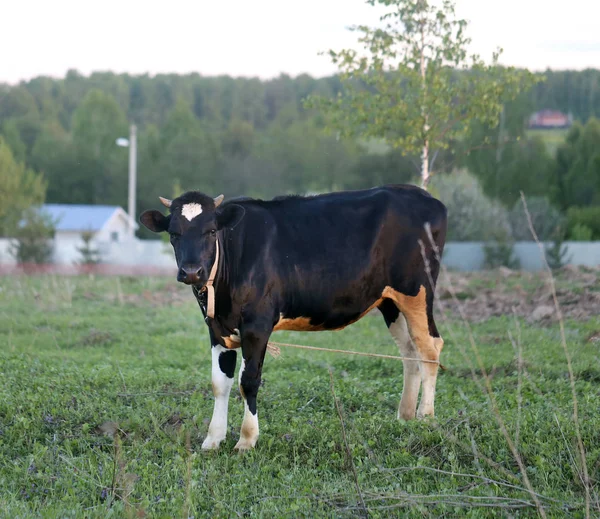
[[532, 109, 568, 117], [41, 204, 137, 232]]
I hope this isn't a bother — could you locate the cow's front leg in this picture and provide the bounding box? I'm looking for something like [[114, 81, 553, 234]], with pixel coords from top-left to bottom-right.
[[235, 326, 270, 451], [201, 339, 237, 450]]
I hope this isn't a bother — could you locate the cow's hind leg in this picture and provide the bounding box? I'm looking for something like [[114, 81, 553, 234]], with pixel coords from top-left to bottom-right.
[[383, 286, 444, 419], [202, 340, 237, 450], [380, 299, 421, 420]]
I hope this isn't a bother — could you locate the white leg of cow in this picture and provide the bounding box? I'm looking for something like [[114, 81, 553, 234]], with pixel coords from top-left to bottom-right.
[[234, 357, 260, 451], [416, 336, 444, 419], [389, 313, 422, 420], [202, 344, 236, 450], [384, 286, 443, 419]]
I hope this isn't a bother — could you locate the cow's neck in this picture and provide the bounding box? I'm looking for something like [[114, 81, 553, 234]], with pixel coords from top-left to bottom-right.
[[206, 233, 240, 335]]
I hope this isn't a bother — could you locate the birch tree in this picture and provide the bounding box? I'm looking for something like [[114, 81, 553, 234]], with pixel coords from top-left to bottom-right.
[[306, 0, 539, 189], [0, 137, 47, 236]]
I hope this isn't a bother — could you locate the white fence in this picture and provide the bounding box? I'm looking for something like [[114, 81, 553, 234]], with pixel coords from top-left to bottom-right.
[[1, 237, 599, 272], [0, 237, 177, 273], [442, 241, 600, 271]]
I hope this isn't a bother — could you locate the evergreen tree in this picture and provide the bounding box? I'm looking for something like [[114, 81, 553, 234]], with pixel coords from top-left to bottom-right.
[[545, 225, 571, 270], [76, 231, 101, 265]]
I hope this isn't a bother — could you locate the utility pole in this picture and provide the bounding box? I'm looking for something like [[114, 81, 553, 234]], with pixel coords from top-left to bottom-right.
[[127, 124, 137, 239], [117, 124, 137, 240]]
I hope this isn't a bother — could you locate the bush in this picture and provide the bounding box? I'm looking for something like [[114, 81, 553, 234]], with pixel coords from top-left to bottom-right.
[[570, 223, 593, 241], [509, 196, 566, 241], [9, 208, 56, 264], [545, 225, 571, 269], [567, 206, 600, 240], [429, 169, 512, 241], [483, 227, 520, 269]]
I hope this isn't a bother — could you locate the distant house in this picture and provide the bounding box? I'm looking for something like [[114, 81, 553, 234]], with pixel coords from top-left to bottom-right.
[[42, 204, 138, 243], [528, 110, 572, 129]]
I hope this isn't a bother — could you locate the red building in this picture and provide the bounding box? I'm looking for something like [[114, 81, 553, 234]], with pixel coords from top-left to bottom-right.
[[528, 109, 572, 129]]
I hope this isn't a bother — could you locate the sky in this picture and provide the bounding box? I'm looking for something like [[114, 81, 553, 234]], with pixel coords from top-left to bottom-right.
[[2, 0, 600, 84]]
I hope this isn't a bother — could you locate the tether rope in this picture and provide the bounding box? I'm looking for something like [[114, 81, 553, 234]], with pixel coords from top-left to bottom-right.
[[266, 341, 445, 369]]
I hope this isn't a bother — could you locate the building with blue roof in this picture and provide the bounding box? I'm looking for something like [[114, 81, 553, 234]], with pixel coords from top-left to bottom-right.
[[42, 204, 138, 243]]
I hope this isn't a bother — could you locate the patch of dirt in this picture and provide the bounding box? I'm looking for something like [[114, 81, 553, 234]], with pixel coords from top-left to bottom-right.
[[94, 421, 121, 437], [436, 266, 600, 323], [586, 331, 600, 344], [161, 412, 185, 431]]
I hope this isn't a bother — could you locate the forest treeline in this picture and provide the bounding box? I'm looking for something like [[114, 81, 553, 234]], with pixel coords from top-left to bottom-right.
[[1, 68, 599, 239]]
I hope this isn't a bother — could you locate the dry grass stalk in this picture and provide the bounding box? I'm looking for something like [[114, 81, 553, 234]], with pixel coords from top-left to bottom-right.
[[507, 313, 524, 450], [456, 389, 486, 477], [519, 191, 591, 519], [420, 225, 547, 518], [328, 368, 368, 518], [183, 430, 193, 519], [110, 432, 121, 505], [380, 466, 575, 508], [104, 428, 139, 515], [116, 361, 127, 393], [115, 277, 124, 306]]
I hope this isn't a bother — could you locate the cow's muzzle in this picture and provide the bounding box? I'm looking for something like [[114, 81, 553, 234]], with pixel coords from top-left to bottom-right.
[[177, 265, 204, 285]]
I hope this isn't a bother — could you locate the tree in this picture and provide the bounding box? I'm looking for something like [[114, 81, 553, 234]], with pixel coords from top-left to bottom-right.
[[9, 207, 57, 265], [71, 89, 128, 204], [465, 133, 556, 207], [0, 87, 39, 121], [76, 230, 101, 265], [0, 137, 47, 236], [30, 122, 84, 203], [552, 117, 600, 210], [545, 225, 571, 270], [0, 120, 27, 162], [306, 0, 539, 188], [222, 119, 256, 159], [6, 67, 600, 238]]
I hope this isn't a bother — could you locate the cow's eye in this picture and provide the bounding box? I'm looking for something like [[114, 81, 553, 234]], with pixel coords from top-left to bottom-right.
[[210, 229, 216, 236], [169, 233, 180, 242]]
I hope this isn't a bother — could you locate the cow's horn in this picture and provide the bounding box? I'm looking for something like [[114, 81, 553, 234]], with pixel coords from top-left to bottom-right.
[[214, 194, 224, 207], [159, 196, 172, 208]]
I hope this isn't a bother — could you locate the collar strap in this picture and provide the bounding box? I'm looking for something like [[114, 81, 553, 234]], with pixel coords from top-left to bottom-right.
[[204, 238, 219, 319]]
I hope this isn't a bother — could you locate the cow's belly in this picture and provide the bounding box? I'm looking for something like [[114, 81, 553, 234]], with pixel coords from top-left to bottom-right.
[[273, 296, 384, 332]]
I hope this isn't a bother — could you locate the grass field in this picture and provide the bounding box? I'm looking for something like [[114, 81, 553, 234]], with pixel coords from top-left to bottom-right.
[[1, 270, 599, 518], [525, 129, 569, 156]]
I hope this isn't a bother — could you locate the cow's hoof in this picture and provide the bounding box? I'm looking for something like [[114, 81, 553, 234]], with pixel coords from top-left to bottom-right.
[[416, 411, 434, 421], [201, 436, 224, 450], [234, 439, 256, 451], [397, 409, 416, 421]]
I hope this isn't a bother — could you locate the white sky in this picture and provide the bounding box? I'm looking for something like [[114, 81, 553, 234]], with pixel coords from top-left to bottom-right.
[[2, 0, 600, 84]]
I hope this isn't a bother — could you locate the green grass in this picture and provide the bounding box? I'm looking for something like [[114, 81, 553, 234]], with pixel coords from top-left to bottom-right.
[[525, 129, 569, 156], [1, 274, 599, 518]]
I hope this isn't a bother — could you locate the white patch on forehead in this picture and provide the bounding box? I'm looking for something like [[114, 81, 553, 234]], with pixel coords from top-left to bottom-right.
[[181, 203, 203, 221]]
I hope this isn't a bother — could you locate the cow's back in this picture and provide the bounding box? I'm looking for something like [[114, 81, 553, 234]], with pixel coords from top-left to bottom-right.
[[228, 185, 447, 330]]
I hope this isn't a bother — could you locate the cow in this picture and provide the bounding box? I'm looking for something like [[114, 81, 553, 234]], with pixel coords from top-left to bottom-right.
[[139, 185, 447, 451]]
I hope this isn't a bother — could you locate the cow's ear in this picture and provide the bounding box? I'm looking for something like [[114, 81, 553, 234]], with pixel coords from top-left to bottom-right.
[[215, 204, 245, 231], [140, 210, 170, 233]]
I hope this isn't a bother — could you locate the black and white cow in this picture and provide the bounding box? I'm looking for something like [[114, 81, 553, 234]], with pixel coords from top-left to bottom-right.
[[140, 185, 447, 450]]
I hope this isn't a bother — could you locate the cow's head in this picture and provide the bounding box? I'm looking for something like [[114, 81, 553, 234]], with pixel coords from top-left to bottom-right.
[[139, 191, 244, 286]]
